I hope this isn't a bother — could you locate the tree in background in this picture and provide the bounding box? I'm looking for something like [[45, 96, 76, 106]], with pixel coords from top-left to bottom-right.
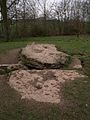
[[0, 0, 90, 40], [0, 0, 20, 40], [0, 0, 9, 41]]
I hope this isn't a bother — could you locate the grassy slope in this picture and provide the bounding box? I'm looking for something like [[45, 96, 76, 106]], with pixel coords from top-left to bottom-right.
[[0, 35, 90, 120]]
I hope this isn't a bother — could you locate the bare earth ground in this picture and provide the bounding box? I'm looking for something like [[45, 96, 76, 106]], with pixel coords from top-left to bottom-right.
[[0, 49, 20, 64], [0, 71, 85, 120], [0, 47, 89, 120], [0, 75, 76, 120]]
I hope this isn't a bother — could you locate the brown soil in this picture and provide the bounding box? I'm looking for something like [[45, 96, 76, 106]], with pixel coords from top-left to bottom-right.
[[0, 49, 20, 64]]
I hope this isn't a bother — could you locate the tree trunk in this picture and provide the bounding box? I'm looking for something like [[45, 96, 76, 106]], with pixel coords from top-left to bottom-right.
[[1, 0, 9, 41]]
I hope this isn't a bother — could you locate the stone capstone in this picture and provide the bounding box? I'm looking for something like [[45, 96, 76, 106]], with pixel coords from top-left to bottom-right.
[[20, 44, 71, 69]]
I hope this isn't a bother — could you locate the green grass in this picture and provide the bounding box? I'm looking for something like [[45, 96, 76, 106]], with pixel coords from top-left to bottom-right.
[[0, 35, 90, 120], [0, 35, 90, 54]]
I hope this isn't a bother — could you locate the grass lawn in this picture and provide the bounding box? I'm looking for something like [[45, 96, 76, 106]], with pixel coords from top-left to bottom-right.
[[0, 35, 90, 120]]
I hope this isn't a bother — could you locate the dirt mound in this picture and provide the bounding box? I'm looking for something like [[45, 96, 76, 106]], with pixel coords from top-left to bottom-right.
[[9, 69, 85, 103]]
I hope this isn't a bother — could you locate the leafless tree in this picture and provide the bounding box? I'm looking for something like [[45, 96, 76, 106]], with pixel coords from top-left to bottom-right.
[[0, 0, 20, 40]]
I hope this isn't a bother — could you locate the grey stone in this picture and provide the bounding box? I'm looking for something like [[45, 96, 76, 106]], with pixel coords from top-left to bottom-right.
[[20, 44, 71, 69]]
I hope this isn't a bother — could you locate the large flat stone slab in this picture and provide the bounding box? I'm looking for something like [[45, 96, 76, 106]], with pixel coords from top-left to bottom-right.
[[21, 44, 71, 69], [9, 69, 85, 103]]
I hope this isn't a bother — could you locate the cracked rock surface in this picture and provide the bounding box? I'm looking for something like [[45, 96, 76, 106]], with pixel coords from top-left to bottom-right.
[[21, 44, 70, 69]]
